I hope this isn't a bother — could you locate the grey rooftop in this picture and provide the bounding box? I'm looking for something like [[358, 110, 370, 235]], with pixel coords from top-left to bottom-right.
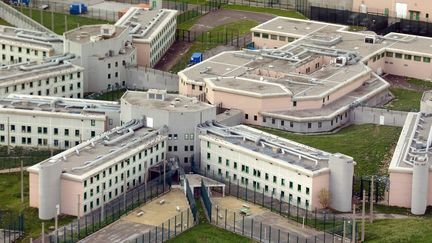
[[29, 119, 167, 178], [121, 90, 214, 112], [198, 122, 348, 172]]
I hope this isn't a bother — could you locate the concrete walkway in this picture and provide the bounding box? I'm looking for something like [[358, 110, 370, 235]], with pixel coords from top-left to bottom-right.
[[0, 167, 28, 174]]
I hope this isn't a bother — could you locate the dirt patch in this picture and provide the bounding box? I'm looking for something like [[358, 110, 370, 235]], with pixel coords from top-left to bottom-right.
[[190, 9, 273, 35], [154, 41, 192, 71], [384, 74, 428, 92]]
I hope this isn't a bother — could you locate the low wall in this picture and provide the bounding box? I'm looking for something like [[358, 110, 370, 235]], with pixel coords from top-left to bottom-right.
[[126, 66, 179, 93], [0, 1, 56, 35], [351, 106, 408, 127]]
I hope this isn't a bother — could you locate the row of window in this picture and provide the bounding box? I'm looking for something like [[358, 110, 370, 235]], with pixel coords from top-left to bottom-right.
[[167, 133, 195, 140], [207, 165, 310, 207], [369, 51, 431, 64], [1, 121, 97, 134], [206, 151, 311, 196], [0, 135, 81, 148], [1, 44, 47, 57], [83, 141, 165, 188], [253, 32, 296, 42]]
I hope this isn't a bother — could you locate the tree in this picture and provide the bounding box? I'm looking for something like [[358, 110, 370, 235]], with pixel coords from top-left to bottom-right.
[[318, 188, 331, 209]]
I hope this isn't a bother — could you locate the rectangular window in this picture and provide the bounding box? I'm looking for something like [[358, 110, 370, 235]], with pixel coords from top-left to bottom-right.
[[414, 56, 422, 61], [404, 54, 412, 60], [395, 53, 403, 59], [262, 33, 269, 39], [424, 57, 431, 63], [253, 32, 260, 37]]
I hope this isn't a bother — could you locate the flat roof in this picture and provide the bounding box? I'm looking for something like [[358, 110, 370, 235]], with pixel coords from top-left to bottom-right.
[[198, 122, 351, 173], [181, 17, 432, 100], [0, 26, 62, 49], [115, 7, 177, 42], [121, 90, 214, 112], [0, 54, 83, 86], [64, 25, 126, 44], [0, 94, 119, 118], [390, 91, 432, 172], [28, 120, 166, 178]]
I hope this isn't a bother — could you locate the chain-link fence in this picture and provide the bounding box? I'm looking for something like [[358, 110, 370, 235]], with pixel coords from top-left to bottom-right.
[[0, 211, 25, 243], [199, 168, 358, 242], [47, 171, 173, 243], [130, 209, 195, 243]]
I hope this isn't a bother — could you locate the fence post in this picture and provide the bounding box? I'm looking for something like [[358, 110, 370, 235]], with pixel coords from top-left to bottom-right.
[[251, 218, 254, 239], [225, 209, 227, 229], [259, 222, 262, 242], [233, 212, 236, 233], [242, 215, 245, 235]]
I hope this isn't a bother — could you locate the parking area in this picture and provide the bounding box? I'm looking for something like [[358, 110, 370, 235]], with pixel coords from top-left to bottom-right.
[[81, 189, 193, 243], [211, 196, 338, 243], [123, 189, 190, 227]]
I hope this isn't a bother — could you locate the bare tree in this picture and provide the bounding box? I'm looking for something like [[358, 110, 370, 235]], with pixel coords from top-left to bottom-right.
[[318, 188, 331, 209]]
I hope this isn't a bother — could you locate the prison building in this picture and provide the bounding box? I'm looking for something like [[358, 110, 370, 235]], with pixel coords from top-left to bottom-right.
[[64, 24, 136, 93], [388, 91, 432, 215], [0, 94, 120, 150], [352, 0, 431, 21], [179, 17, 432, 133], [115, 7, 177, 67], [196, 122, 355, 212], [0, 53, 84, 99], [28, 119, 168, 219], [0, 26, 63, 66], [120, 89, 215, 170]]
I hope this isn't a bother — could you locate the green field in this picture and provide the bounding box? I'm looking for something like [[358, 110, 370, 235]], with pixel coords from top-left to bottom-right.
[[171, 19, 258, 73], [365, 216, 432, 243], [257, 124, 401, 176], [222, 4, 306, 19], [406, 78, 432, 90], [17, 8, 112, 34], [93, 88, 127, 101], [0, 146, 60, 170], [386, 88, 422, 112], [0, 172, 74, 242]]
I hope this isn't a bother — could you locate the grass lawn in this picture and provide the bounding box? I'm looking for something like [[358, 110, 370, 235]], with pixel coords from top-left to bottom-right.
[[406, 77, 432, 90], [0, 17, 13, 26], [0, 172, 74, 242], [16, 7, 112, 34], [93, 88, 127, 101], [168, 199, 254, 243], [0, 146, 60, 170], [256, 124, 401, 176], [171, 19, 257, 73], [177, 10, 202, 30], [223, 4, 306, 19], [385, 88, 422, 112], [365, 216, 432, 243]]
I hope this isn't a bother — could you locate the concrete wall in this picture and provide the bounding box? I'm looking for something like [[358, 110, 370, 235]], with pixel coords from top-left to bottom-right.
[[0, 1, 56, 34], [310, 0, 353, 9], [353, 0, 432, 21], [126, 66, 179, 92], [351, 106, 408, 127]]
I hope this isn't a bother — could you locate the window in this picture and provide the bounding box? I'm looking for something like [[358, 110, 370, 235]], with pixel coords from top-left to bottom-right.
[[253, 32, 260, 37], [75, 130, 80, 136], [308, 123, 312, 129], [207, 152, 211, 159], [293, 101, 297, 107], [289, 181, 293, 189], [54, 128, 58, 135], [91, 120, 95, 126], [262, 33, 269, 39], [297, 184, 301, 192], [279, 36, 286, 41], [306, 187, 310, 195], [404, 54, 412, 60], [424, 57, 431, 63], [270, 35, 277, 40], [395, 53, 403, 59], [225, 159, 229, 166], [265, 173, 269, 180], [273, 176, 277, 183], [233, 162, 237, 169], [281, 179, 285, 186], [386, 52, 393, 57], [318, 122, 322, 128], [414, 56, 422, 61], [64, 129, 69, 136], [245, 114, 248, 120]]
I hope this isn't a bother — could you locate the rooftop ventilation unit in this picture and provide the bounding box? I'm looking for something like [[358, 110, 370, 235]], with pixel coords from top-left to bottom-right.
[[364, 35, 377, 44], [101, 25, 116, 38]]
